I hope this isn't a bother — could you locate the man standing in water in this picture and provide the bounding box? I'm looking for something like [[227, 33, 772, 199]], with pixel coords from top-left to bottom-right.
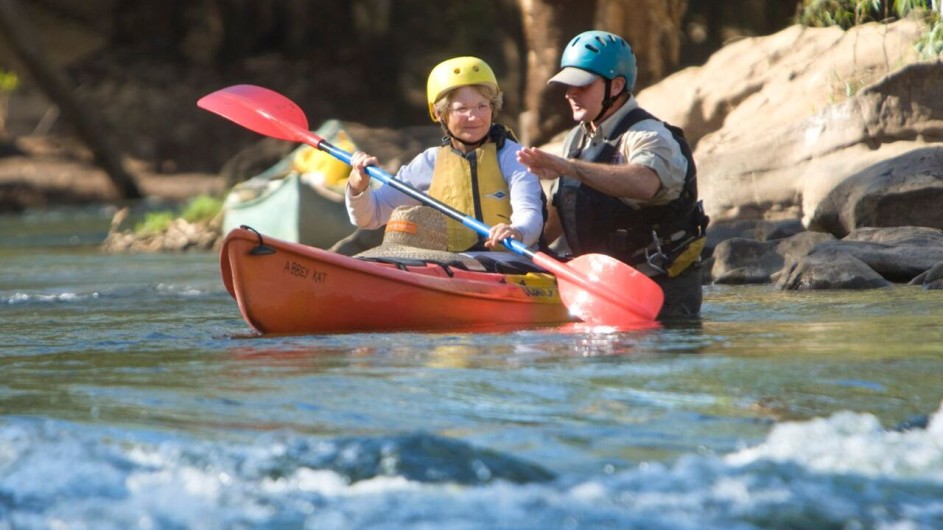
[[517, 30, 709, 319]]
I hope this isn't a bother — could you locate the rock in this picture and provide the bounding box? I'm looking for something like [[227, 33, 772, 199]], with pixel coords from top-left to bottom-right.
[[711, 238, 785, 284], [840, 227, 943, 281], [704, 219, 760, 259], [810, 146, 943, 237], [650, 21, 943, 287], [910, 261, 943, 289], [637, 20, 925, 149], [844, 226, 943, 246], [769, 231, 838, 283], [666, 20, 940, 226], [101, 207, 222, 253], [756, 219, 806, 241], [710, 226, 943, 289], [778, 246, 891, 290], [705, 218, 805, 259], [711, 230, 833, 284]]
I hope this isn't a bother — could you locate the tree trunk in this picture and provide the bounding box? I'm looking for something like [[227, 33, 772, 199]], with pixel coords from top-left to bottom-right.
[[0, 0, 142, 199], [518, 0, 594, 147], [598, 0, 686, 90], [517, 0, 685, 148]]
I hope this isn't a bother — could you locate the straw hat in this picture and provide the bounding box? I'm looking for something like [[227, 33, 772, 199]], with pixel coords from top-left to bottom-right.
[[355, 206, 485, 271]]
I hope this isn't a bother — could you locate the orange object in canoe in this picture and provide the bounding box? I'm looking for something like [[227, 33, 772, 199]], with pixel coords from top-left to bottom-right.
[[220, 227, 574, 334]]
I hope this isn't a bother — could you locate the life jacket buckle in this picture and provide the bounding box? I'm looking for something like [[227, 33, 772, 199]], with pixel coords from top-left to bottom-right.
[[644, 230, 668, 275]]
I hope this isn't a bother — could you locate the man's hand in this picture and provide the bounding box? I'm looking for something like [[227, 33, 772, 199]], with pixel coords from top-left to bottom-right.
[[516, 147, 572, 180]]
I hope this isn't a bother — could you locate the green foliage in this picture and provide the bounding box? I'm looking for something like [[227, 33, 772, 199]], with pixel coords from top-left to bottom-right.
[[798, 0, 942, 57], [798, 0, 880, 28], [181, 194, 223, 223], [132, 195, 222, 236], [0, 68, 18, 93], [915, 13, 943, 56], [797, 0, 932, 28], [134, 212, 175, 235], [893, 0, 930, 17]]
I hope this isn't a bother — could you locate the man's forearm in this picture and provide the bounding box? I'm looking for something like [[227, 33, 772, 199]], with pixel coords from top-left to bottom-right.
[[567, 159, 661, 200]]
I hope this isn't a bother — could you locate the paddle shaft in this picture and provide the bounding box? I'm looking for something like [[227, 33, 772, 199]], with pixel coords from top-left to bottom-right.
[[311, 133, 531, 256]]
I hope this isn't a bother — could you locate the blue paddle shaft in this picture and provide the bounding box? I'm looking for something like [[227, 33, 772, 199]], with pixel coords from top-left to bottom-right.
[[317, 140, 532, 258]]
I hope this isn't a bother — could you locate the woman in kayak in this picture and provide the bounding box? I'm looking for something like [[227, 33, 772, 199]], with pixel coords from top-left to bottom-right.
[[345, 56, 545, 252]]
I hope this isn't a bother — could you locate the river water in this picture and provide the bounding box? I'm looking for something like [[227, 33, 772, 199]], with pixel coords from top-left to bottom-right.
[[2, 206, 942, 530]]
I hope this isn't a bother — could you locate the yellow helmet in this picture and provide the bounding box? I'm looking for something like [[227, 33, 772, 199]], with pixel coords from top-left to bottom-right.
[[426, 56, 499, 122]]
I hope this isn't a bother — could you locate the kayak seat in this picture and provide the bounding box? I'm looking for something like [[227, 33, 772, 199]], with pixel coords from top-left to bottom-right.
[[356, 256, 471, 276], [356, 253, 549, 275], [462, 252, 549, 275]]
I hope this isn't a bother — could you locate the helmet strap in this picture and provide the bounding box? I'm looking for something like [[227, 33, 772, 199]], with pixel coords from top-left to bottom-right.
[[592, 78, 625, 124]]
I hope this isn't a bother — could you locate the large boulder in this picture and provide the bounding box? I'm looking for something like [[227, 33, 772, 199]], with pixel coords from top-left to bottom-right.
[[839, 226, 943, 280], [778, 247, 892, 290], [696, 56, 943, 226], [637, 20, 926, 149], [634, 19, 943, 291], [710, 230, 834, 284], [912, 262, 943, 289], [638, 19, 942, 229], [810, 145, 943, 237], [710, 226, 943, 290]]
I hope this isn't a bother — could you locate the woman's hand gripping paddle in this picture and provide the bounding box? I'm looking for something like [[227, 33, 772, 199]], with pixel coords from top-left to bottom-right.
[[197, 84, 665, 326]]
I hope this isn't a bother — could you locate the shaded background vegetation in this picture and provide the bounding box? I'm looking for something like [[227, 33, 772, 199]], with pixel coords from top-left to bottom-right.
[[1, 0, 932, 198]]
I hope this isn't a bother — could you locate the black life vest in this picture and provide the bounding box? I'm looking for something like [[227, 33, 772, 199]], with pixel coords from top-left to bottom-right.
[[555, 108, 709, 274]]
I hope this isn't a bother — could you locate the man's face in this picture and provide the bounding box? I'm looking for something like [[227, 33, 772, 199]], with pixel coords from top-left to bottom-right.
[[564, 77, 606, 123]]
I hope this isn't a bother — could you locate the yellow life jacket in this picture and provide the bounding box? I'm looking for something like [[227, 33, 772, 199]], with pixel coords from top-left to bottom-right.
[[428, 142, 512, 252]]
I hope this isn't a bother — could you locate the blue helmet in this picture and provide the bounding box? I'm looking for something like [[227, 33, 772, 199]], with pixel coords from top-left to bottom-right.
[[556, 30, 637, 90]]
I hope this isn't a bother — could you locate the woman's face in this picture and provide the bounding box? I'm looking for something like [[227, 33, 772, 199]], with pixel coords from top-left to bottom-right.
[[443, 86, 493, 147]]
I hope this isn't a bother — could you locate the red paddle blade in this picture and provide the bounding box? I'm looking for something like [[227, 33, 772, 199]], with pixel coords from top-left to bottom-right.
[[533, 252, 664, 326], [197, 84, 309, 142]]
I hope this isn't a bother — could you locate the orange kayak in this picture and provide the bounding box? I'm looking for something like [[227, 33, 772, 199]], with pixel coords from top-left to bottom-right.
[[220, 227, 573, 334]]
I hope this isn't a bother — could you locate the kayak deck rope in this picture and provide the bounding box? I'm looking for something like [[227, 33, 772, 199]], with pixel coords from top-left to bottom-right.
[[242, 225, 276, 255]]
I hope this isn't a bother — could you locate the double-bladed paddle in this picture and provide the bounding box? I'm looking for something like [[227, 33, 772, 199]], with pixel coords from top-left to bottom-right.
[[197, 84, 664, 325]]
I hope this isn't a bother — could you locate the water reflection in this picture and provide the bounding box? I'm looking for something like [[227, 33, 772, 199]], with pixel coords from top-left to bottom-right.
[[222, 323, 695, 371]]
